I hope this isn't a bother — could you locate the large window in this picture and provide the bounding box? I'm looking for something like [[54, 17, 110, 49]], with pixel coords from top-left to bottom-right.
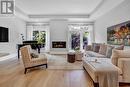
[[83, 31, 89, 49], [71, 31, 80, 50], [68, 24, 94, 51], [33, 31, 46, 44], [26, 23, 50, 52], [33, 31, 46, 47]]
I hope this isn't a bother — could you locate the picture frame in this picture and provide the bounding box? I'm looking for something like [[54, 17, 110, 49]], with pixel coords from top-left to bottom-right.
[[107, 21, 130, 46]]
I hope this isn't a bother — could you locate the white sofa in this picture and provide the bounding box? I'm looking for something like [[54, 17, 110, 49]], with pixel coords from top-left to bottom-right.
[[84, 43, 124, 58], [83, 49, 130, 87]]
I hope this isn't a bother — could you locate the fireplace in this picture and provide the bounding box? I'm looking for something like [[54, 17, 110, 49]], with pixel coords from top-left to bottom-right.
[[52, 41, 66, 48]]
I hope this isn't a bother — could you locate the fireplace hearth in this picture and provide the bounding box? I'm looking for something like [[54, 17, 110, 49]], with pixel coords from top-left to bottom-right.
[[52, 41, 66, 48]]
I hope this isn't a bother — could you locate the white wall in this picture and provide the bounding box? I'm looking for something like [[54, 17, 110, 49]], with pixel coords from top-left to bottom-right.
[[0, 17, 26, 53], [94, 0, 130, 43], [50, 19, 68, 53]]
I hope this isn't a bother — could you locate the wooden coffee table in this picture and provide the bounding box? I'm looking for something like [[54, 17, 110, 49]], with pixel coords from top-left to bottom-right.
[[67, 53, 75, 63]]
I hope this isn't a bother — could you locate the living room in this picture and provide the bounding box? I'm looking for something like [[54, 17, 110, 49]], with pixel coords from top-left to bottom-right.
[[0, 0, 130, 87]]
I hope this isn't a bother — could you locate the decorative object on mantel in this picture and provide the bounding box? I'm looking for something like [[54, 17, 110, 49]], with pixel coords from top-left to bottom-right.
[[107, 20, 130, 46]]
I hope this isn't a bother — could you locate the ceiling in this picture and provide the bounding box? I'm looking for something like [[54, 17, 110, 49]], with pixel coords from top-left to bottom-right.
[[16, 0, 103, 15], [15, 0, 125, 22]]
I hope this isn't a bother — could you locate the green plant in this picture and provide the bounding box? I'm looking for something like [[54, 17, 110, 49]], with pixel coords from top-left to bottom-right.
[[33, 31, 46, 44]]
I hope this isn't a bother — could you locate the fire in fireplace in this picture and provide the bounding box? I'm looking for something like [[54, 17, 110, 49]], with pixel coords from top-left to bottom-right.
[[52, 41, 66, 48]]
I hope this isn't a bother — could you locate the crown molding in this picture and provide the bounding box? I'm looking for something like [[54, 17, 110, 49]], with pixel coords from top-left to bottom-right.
[[26, 22, 49, 26], [89, 0, 105, 15], [28, 14, 90, 18], [68, 22, 94, 25]]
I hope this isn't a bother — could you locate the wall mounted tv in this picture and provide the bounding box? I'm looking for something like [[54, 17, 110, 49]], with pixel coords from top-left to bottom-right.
[[0, 26, 9, 42], [107, 21, 130, 46]]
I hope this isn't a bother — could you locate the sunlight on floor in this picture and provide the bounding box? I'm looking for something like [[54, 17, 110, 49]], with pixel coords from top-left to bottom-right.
[[0, 53, 17, 61]]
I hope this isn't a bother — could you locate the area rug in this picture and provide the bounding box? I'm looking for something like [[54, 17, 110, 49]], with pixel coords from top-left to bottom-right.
[[0, 53, 9, 57], [45, 54, 83, 70]]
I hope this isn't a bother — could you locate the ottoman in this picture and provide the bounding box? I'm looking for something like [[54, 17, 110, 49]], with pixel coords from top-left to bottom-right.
[[83, 57, 121, 87], [67, 52, 75, 63]]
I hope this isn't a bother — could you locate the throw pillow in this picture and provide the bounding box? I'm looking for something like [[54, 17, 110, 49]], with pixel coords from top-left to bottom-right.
[[91, 43, 95, 51], [106, 45, 114, 58], [91, 43, 101, 52], [98, 44, 107, 55], [111, 49, 130, 66], [93, 43, 100, 53], [30, 53, 39, 58], [85, 45, 92, 51]]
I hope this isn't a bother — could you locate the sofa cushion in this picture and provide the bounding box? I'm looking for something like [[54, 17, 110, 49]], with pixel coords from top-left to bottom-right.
[[106, 45, 114, 58], [98, 44, 107, 55], [85, 45, 92, 51], [85, 51, 106, 58], [111, 49, 130, 66], [92, 43, 100, 53]]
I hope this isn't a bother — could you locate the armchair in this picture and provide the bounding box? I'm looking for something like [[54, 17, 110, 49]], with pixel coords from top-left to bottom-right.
[[20, 45, 47, 74]]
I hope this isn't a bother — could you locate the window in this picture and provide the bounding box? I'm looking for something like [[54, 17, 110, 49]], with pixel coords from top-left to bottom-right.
[[71, 31, 80, 50], [68, 24, 94, 51], [33, 31, 46, 47], [83, 31, 89, 49], [26, 23, 50, 52]]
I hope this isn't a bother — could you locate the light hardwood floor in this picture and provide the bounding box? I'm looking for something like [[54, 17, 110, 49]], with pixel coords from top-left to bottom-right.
[[0, 57, 129, 87]]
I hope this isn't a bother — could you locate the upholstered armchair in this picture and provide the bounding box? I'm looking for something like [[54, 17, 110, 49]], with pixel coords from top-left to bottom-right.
[[20, 45, 47, 74]]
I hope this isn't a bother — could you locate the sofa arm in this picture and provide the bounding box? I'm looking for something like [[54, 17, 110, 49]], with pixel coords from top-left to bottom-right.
[[118, 58, 130, 82]]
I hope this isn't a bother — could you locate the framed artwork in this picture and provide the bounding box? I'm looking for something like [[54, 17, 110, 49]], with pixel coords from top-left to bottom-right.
[[107, 21, 130, 46]]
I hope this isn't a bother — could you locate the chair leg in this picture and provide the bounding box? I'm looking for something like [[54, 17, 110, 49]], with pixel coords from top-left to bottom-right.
[[24, 68, 27, 74], [94, 83, 99, 87], [45, 64, 48, 68]]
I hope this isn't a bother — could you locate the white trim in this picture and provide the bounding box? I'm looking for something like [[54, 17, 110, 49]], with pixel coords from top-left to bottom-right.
[[29, 14, 90, 18]]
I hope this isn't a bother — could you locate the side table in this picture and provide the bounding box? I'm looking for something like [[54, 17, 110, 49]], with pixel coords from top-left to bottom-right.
[[67, 53, 75, 63]]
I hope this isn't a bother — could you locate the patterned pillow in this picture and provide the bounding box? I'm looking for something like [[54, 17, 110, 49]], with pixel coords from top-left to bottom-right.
[[30, 53, 39, 58], [98, 44, 107, 55]]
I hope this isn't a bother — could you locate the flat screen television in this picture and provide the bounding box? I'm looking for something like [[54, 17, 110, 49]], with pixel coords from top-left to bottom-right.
[[0, 26, 9, 42]]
